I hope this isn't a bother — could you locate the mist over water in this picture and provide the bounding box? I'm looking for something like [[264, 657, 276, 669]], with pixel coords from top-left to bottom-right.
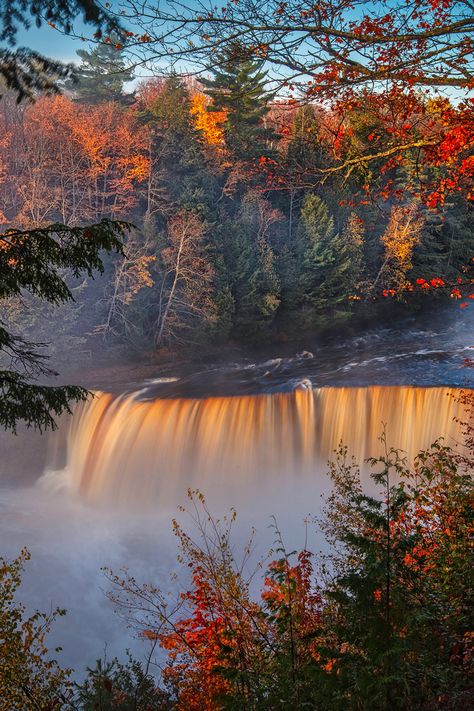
[[42, 386, 467, 508], [1, 316, 473, 674]]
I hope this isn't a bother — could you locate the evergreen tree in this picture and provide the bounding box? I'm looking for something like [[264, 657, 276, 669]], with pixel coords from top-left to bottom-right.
[[0, 220, 126, 431], [67, 39, 134, 104], [0, 0, 120, 101], [330, 211, 365, 303], [143, 75, 218, 213], [76, 655, 171, 709], [283, 196, 364, 326], [201, 49, 276, 162], [223, 193, 281, 339], [413, 199, 474, 281], [295, 194, 337, 316]]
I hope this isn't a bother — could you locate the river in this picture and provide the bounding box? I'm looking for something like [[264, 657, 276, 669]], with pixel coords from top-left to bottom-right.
[[1, 308, 473, 674]]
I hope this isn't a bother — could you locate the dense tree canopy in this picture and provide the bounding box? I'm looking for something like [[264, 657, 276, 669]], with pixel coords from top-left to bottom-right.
[[1, 77, 472, 378]]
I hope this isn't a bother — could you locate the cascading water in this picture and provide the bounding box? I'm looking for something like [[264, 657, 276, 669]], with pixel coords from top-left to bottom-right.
[[42, 385, 469, 507]]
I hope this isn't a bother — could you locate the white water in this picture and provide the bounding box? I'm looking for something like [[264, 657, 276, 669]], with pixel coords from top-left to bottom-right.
[[1, 383, 471, 673]]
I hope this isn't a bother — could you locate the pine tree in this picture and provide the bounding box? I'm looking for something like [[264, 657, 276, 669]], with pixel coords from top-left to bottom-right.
[[226, 193, 281, 339], [67, 38, 134, 104], [0, 219, 126, 431], [297, 194, 336, 314], [201, 49, 276, 162], [329, 211, 365, 303], [0, 1, 120, 101], [413, 199, 474, 281], [284, 196, 363, 326]]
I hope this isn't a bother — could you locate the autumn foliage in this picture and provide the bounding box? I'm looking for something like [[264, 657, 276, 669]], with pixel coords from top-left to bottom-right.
[[1, 41, 473, 359], [114, 0, 474, 206], [190, 92, 227, 146]]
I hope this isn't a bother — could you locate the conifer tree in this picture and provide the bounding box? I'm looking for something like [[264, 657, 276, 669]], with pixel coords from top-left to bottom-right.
[[0, 0, 120, 100], [201, 49, 276, 161], [296, 194, 337, 315], [283, 105, 329, 244], [285, 196, 364, 325], [329, 211, 365, 303], [67, 39, 134, 104], [143, 75, 218, 213], [225, 193, 281, 338], [0, 1, 127, 433], [0, 219, 126, 431], [413, 199, 474, 281]]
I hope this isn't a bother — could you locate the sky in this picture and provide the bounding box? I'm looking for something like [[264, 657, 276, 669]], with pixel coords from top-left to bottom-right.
[[15, 22, 93, 63], [9, 1, 469, 101], [13, 0, 129, 63]]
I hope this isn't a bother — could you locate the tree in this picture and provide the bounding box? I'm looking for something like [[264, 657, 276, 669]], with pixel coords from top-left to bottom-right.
[[286, 104, 327, 177], [189, 91, 227, 147], [97, 233, 155, 342], [141, 75, 218, 213], [154, 210, 217, 347], [104, 427, 473, 710], [0, 95, 148, 227], [67, 40, 134, 104], [289, 193, 361, 324], [375, 204, 425, 292], [230, 192, 282, 338], [319, 436, 474, 710], [0, 219, 126, 431], [105, 491, 325, 711], [0, 548, 72, 710], [121, 0, 474, 204], [282, 105, 329, 241], [0, 1, 130, 433], [1, 276, 90, 364], [0, 0, 120, 100], [413, 198, 474, 282], [331, 210, 365, 301], [200, 50, 276, 162], [76, 654, 171, 710]]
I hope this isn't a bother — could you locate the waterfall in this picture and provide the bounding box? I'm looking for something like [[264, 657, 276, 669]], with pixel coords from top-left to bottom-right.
[[41, 386, 470, 507]]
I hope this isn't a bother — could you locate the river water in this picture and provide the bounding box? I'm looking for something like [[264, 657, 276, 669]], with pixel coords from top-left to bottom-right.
[[1, 308, 473, 674]]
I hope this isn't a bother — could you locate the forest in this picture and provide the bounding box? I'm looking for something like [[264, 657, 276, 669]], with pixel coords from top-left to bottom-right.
[[1, 39, 473, 367]]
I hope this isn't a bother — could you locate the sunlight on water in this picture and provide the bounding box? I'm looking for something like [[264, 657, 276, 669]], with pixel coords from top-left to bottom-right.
[[41, 386, 469, 508]]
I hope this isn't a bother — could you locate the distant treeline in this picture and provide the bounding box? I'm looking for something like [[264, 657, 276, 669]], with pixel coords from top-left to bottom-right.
[[1, 42, 472, 358]]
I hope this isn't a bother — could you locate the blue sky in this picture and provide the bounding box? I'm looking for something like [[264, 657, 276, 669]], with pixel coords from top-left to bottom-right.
[[15, 22, 93, 63], [9, 2, 468, 101], [12, 0, 128, 63]]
